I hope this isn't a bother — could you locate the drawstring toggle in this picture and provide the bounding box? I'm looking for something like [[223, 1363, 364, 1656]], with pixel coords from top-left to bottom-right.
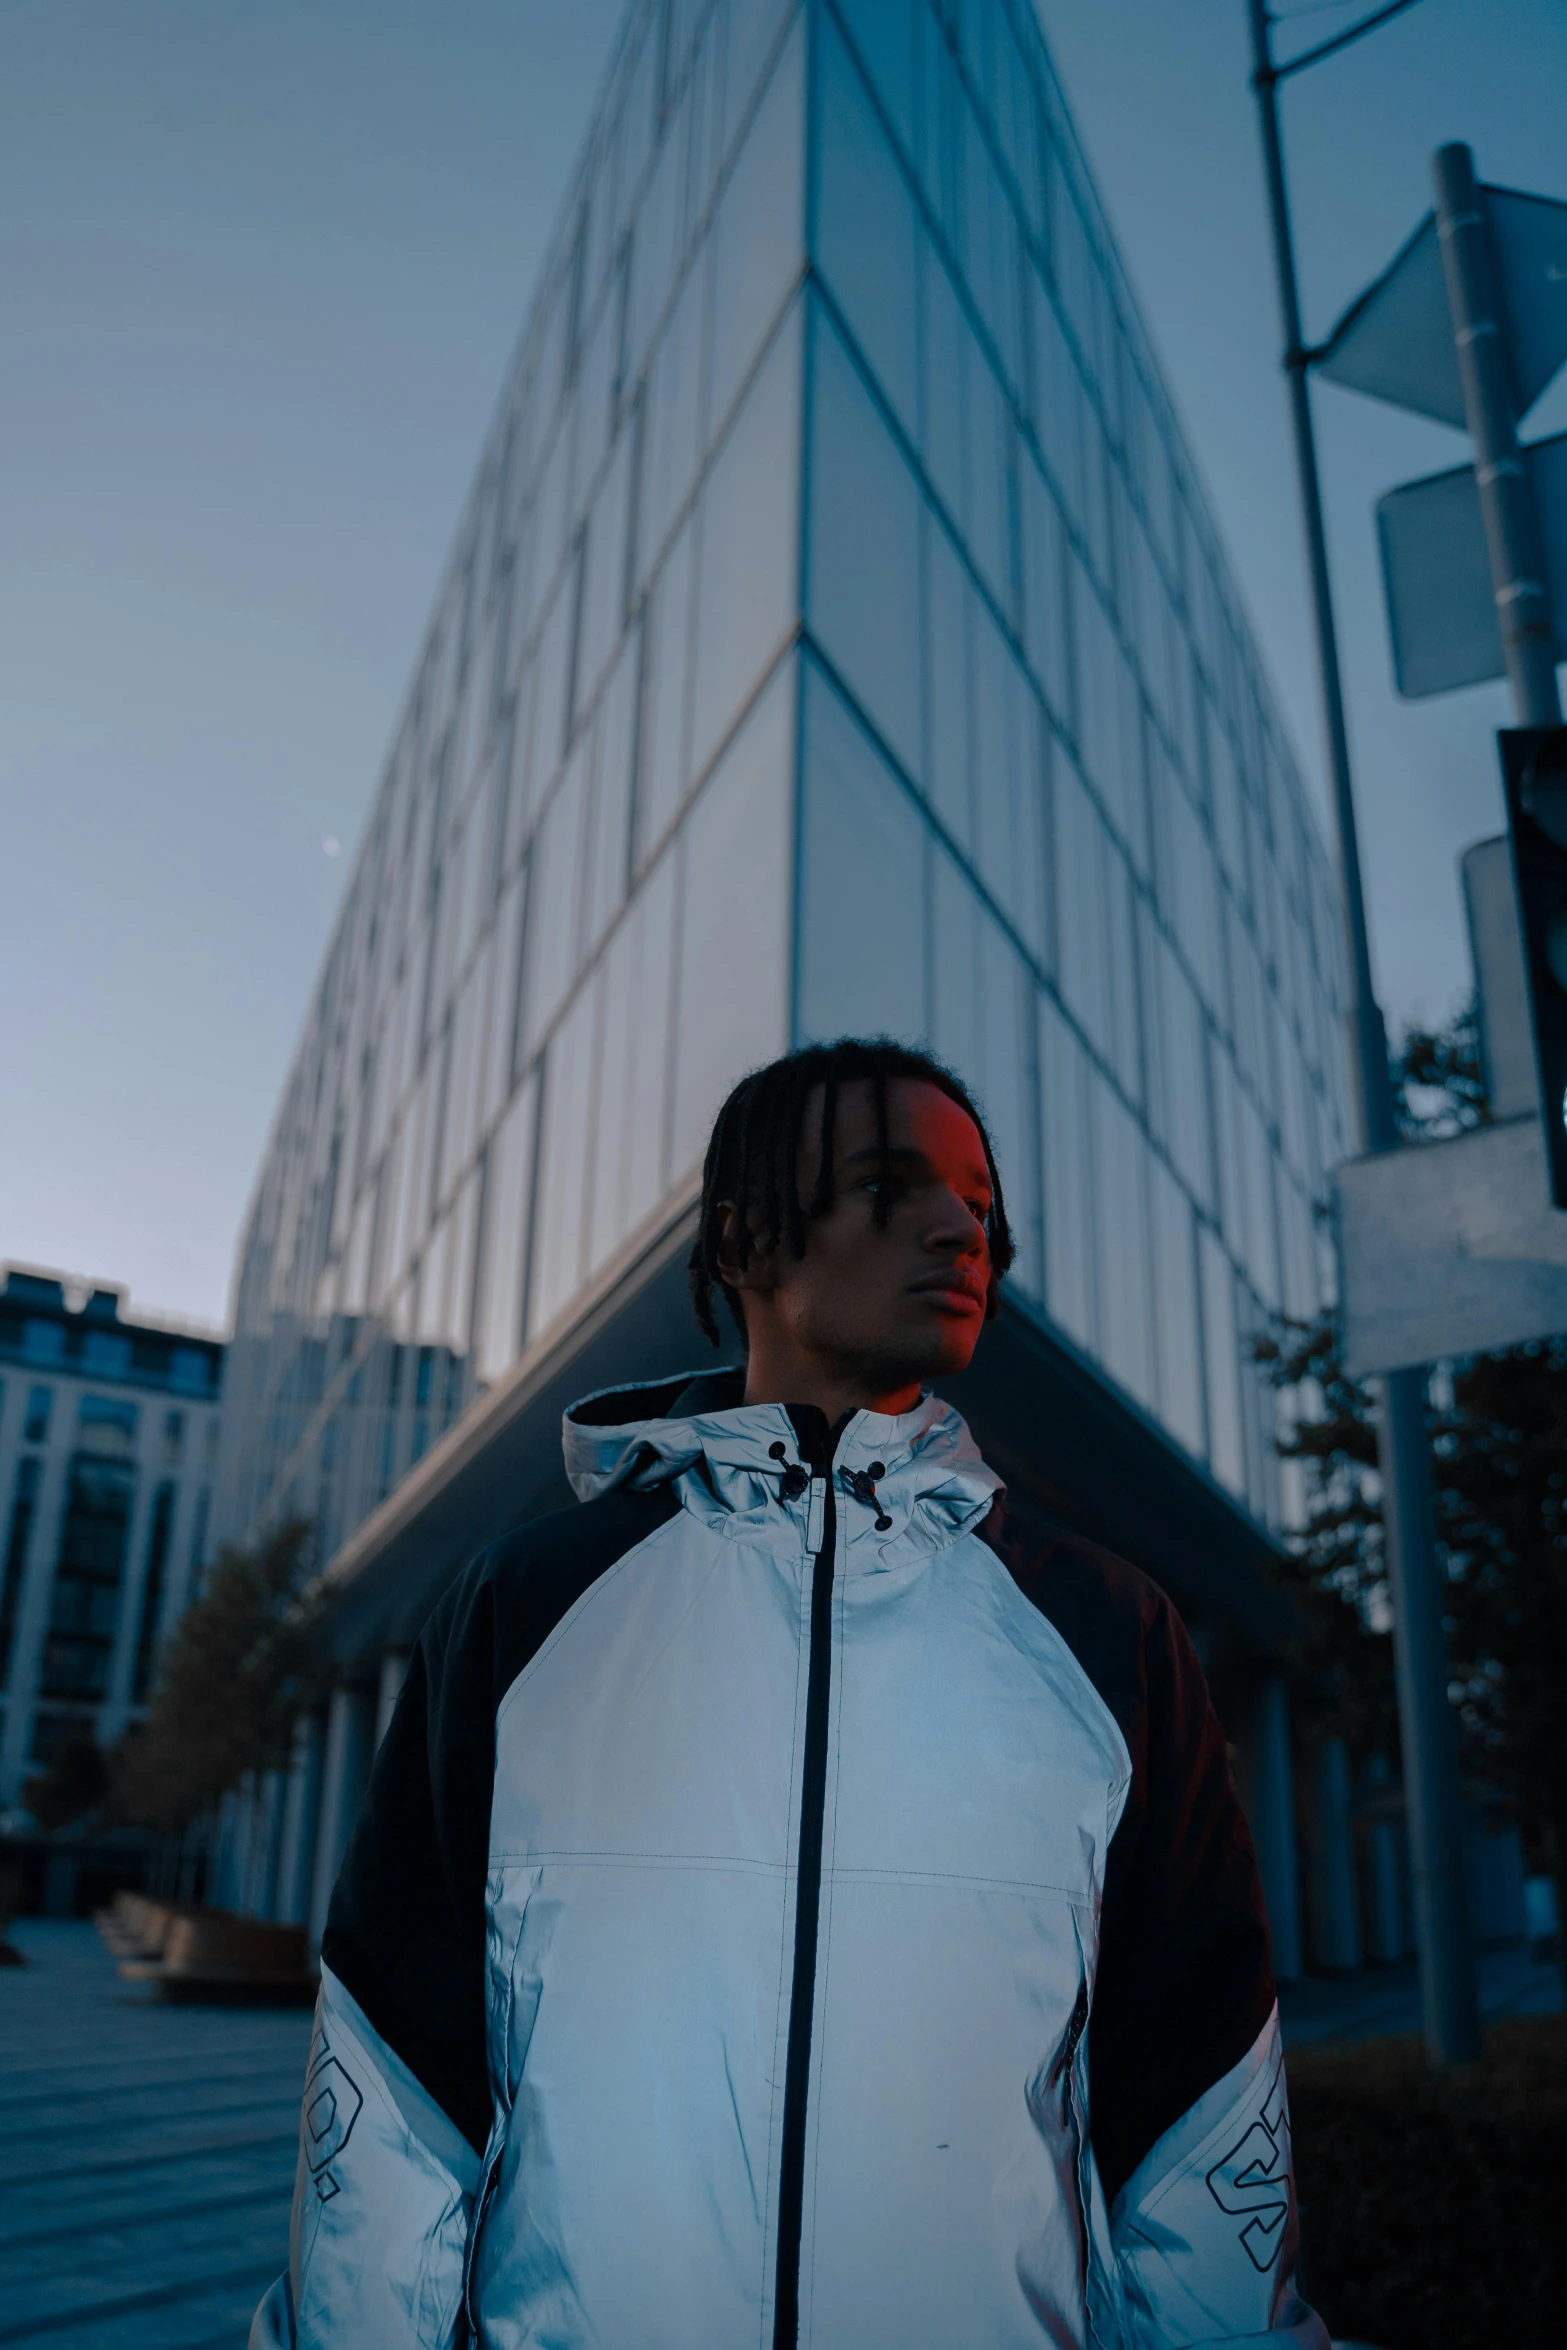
[[843, 1463, 892, 1533], [768, 1439, 809, 1503]]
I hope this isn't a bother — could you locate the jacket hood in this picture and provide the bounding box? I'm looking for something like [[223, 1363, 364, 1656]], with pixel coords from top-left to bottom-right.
[[562, 1368, 1002, 1566]]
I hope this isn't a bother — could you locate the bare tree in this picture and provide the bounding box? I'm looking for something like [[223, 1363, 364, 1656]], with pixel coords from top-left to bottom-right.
[[112, 1519, 321, 1834]]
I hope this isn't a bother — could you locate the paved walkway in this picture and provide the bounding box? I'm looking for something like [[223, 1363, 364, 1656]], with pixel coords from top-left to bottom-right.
[[1279, 1937, 1562, 2047], [0, 1919, 310, 2349]]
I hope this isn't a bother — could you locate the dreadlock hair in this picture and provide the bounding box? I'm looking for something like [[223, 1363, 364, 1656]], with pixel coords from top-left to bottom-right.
[[688, 1037, 1015, 1347]]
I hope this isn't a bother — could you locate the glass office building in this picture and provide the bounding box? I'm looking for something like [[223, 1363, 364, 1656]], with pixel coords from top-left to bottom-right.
[[0, 1268, 224, 1805], [217, 0, 1349, 1607]]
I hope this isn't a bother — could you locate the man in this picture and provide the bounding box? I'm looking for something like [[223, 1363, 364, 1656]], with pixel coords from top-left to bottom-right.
[[255, 1037, 1325, 2350]]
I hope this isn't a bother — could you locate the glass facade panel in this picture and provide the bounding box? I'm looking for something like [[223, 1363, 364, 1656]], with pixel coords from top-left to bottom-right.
[[832, 0, 915, 163], [585, 629, 640, 957], [709, 17, 805, 435], [472, 1073, 539, 1385], [807, 311, 922, 783], [529, 969, 604, 1340], [1018, 450, 1071, 729], [925, 520, 976, 854], [636, 515, 697, 861], [797, 663, 927, 1047], [1053, 754, 1110, 1058], [589, 846, 678, 1275], [1149, 1154, 1204, 1461], [639, 259, 709, 581], [816, 11, 919, 440], [723, 0, 797, 168], [970, 598, 1046, 965], [520, 744, 592, 1063], [218, 0, 1349, 1574], [668, 656, 794, 1183], [576, 430, 633, 716], [1200, 1224, 1245, 1496], [1038, 991, 1095, 1354], [1092, 1074, 1154, 1413], [690, 298, 802, 782]]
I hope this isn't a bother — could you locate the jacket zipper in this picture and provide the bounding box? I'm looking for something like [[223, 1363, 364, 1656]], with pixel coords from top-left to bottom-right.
[[772, 1464, 837, 2350]]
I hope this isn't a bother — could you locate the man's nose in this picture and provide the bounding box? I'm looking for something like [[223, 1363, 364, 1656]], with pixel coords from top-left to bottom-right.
[[925, 1188, 988, 1253]]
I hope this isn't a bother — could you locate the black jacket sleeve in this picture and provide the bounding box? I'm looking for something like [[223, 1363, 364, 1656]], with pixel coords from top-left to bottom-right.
[[321, 1482, 679, 2154], [998, 1525, 1276, 2207]]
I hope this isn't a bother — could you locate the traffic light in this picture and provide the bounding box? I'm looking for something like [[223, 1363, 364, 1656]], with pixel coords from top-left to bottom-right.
[[1499, 727, 1567, 1207]]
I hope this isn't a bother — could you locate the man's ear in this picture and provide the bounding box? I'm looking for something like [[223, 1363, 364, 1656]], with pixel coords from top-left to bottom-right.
[[714, 1200, 779, 1295]]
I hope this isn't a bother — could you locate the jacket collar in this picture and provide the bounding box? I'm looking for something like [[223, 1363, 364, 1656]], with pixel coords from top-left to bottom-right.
[[562, 1368, 1002, 1568]]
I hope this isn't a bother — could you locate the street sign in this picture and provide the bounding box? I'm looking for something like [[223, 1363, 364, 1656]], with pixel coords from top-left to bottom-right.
[[1336, 1115, 1567, 1378], [1319, 185, 1567, 428], [1376, 430, 1567, 698]]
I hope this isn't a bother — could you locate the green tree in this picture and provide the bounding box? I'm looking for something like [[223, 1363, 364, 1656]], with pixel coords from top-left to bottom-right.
[[112, 1518, 320, 1834], [1252, 1312, 1398, 1761]]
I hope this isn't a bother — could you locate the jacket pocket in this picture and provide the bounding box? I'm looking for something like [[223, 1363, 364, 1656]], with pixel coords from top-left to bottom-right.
[[1019, 1958, 1094, 2339], [461, 1864, 533, 2338], [1053, 1975, 1092, 2299], [459, 2136, 506, 2343]]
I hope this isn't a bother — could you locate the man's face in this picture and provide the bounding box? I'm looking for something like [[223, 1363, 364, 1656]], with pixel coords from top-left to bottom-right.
[[729, 1076, 995, 1402]]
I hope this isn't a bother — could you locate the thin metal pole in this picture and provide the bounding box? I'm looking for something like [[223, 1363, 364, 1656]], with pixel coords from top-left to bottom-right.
[[1431, 142, 1563, 729], [1378, 1369, 1482, 2060], [1246, 0, 1482, 2064], [1247, 0, 1390, 1155]]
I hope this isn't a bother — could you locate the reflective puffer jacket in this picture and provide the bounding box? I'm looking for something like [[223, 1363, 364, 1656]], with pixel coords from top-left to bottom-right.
[[253, 1370, 1326, 2350]]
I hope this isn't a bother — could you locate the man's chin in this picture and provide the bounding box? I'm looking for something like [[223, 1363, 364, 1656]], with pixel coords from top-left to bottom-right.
[[902, 1314, 985, 1385]]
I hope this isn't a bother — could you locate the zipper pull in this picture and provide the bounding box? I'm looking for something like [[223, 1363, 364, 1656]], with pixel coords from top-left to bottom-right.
[[805, 1475, 826, 1555]]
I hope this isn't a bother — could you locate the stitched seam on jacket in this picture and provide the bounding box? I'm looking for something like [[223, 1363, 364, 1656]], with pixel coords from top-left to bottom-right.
[[974, 1536, 1136, 1832], [488, 1848, 789, 1869], [812, 1865, 1094, 1895], [486, 1852, 1090, 1893]]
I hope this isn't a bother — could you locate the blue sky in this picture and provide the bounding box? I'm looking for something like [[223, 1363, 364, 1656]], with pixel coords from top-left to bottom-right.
[[2, 0, 1563, 1328]]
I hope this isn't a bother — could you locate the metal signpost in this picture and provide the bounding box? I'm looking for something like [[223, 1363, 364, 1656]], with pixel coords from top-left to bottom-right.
[[1269, 38, 1567, 2049], [1246, 0, 1482, 2064], [1430, 145, 1563, 728], [1322, 146, 1567, 1217]]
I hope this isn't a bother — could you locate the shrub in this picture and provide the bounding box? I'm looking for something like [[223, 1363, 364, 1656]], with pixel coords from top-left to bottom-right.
[[1290, 2017, 1567, 2349]]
